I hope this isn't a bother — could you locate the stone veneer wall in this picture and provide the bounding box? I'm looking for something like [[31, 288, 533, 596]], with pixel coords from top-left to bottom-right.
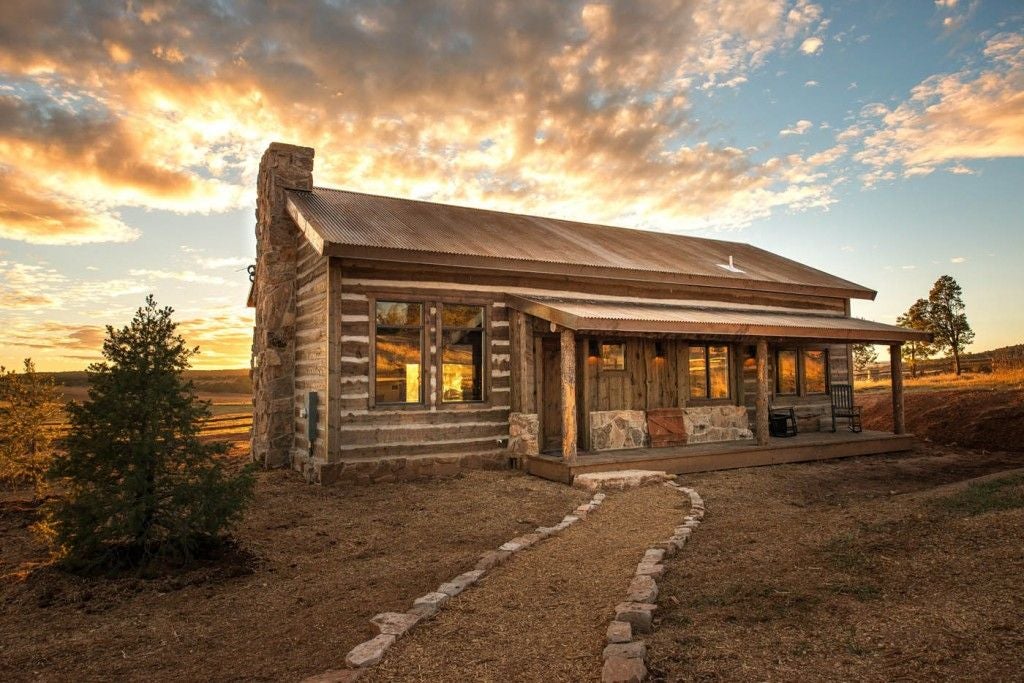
[[508, 413, 540, 456], [591, 410, 649, 451], [251, 143, 314, 468], [683, 406, 753, 444]]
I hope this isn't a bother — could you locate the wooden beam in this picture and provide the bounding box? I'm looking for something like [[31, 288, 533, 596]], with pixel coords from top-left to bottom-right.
[[561, 328, 578, 463], [755, 339, 770, 446], [890, 343, 905, 435]]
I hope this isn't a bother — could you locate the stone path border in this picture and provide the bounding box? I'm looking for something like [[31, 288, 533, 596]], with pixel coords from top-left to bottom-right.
[[300, 492, 608, 683], [601, 481, 704, 683]]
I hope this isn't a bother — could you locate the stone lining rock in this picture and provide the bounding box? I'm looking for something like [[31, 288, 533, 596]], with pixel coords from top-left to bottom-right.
[[303, 489, 607, 682], [573, 470, 673, 491], [600, 481, 705, 682]]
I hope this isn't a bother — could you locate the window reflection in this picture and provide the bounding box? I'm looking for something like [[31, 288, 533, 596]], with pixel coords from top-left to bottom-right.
[[776, 349, 798, 395], [803, 349, 827, 394], [600, 343, 625, 370], [442, 305, 484, 402], [689, 344, 730, 399], [375, 302, 423, 404]]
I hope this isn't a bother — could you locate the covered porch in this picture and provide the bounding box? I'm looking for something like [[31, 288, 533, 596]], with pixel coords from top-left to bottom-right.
[[525, 429, 914, 484], [506, 295, 929, 482]]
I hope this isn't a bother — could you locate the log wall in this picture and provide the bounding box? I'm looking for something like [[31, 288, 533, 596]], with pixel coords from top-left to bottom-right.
[[297, 259, 861, 481], [292, 238, 329, 468]]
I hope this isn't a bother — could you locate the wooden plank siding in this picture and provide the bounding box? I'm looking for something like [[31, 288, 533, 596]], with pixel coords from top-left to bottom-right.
[[293, 238, 329, 461]]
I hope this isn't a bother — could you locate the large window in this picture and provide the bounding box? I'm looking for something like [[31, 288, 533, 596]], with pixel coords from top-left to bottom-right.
[[776, 349, 798, 395], [803, 349, 828, 394], [374, 301, 423, 404], [441, 304, 485, 402], [776, 347, 828, 396], [689, 344, 730, 400]]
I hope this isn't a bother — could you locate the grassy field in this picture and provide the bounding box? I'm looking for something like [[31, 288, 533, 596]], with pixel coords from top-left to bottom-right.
[[857, 367, 1024, 393]]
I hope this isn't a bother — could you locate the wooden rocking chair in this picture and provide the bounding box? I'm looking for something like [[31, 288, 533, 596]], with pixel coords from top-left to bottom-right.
[[830, 383, 862, 433]]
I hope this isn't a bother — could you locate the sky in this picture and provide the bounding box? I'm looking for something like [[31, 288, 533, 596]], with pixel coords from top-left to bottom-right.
[[0, 0, 1021, 371]]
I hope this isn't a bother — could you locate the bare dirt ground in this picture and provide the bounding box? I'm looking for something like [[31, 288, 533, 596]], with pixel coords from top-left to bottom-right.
[[859, 388, 1024, 452], [0, 462, 587, 682], [647, 445, 1024, 682], [367, 484, 684, 683]]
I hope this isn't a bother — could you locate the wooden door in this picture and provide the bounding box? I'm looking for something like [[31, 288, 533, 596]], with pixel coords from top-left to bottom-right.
[[541, 336, 562, 453]]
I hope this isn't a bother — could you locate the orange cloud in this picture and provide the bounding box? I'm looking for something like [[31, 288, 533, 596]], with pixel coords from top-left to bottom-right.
[[0, 0, 836, 244], [850, 33, 1024, 183]]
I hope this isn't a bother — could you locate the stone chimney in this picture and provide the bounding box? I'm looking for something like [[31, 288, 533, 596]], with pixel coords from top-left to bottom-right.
[[251, 143, 314, 468]]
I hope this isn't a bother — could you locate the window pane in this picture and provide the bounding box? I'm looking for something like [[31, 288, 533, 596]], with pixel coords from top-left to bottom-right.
[[375, 329, 421, 403], [376, 301, 422, 327], [442, 329, 483, 401], [777, 349, 797, 395], [442, 304, 484, 328], [688, 346, 707, 399], [709, 346, 730, 399], [600, 343, 625, 370], [804, 349, 827, 394]]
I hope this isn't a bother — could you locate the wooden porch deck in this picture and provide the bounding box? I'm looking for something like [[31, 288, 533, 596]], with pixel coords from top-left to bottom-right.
[[525, 430, 915, 483]]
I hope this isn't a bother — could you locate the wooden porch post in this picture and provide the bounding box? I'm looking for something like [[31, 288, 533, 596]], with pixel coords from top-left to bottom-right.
[[561, 328, 578, 462], [890, 343, 905, 435], [755, 338, 770, 446]]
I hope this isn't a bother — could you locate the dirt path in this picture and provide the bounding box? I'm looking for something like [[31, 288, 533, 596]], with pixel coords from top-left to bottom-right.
[[366, 484, 685, 683]]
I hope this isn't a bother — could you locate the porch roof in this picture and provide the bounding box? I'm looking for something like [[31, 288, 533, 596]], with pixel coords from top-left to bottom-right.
[[506, 295, 931, 344]]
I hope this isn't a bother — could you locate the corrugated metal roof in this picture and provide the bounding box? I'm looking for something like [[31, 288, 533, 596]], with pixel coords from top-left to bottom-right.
[[287, 187, 875, 299], [509, 296, 930, 343]]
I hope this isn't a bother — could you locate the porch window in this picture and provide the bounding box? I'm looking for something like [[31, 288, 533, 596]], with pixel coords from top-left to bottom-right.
[[375, 301, 423, 404], [803, 349, 828, 394], [689, 344, 730, 400], [441, 304, 485, 402], [600, 342, 625, 370], [776, 349, 798, 395]]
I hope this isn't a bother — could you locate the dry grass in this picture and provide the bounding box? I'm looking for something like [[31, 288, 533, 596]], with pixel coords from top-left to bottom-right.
[[646, 446, 1024, 682], [0, 461, 587, 682], [857, 367, 1024, 394]]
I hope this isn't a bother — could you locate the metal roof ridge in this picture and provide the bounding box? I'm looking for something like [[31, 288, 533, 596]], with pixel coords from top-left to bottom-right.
[[298, 184, 753, 249]]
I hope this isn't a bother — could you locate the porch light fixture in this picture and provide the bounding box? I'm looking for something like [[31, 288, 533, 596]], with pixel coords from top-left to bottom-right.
[[654, 341, 665, 359], [588, 338, 599, 358]]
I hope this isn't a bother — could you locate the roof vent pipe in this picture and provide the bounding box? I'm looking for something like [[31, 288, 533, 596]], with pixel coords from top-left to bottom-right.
[[717, 255, 745, 274]]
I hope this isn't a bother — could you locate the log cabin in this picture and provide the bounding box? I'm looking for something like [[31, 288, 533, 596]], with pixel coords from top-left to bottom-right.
[[248, 142, 930, 484]]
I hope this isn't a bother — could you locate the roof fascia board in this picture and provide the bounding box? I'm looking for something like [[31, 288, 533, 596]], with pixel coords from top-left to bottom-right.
[[286, 196, 326, 255], [506, 294, 581, 330], [573, 318, 930, 343], [323, 242, 876, 301]]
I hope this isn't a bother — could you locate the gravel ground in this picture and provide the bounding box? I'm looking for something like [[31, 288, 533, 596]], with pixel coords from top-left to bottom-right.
[[367, 484, 685, 683], [646, 446, 1024, 682], [0, 466, 587, 682]]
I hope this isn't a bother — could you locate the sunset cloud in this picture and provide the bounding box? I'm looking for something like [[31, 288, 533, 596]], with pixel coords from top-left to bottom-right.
[[850, 33, 1024, 184], [799, 37, 824, 54], [0, 0, 834, 244], [780, 119, 814, 136]]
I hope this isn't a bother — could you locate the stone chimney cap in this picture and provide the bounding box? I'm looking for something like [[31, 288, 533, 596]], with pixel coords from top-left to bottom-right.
[[267, 141, 315, 156]]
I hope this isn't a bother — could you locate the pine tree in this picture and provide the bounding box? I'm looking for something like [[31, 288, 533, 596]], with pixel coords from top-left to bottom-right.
[[896, 298, 934, 378], [0, 359, 62, 492], [851, 343, 878, 373], [44, 296, 254, 571], [926, 275, 975, 376]]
